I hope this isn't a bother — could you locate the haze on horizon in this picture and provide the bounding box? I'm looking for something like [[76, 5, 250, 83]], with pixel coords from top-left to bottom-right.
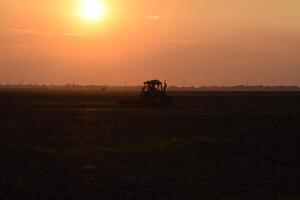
[[0, 0, 299, 86]]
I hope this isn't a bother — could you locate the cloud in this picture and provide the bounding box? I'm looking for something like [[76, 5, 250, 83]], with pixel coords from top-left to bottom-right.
[[170, 39, 198, 45], [9, 43, 25, 49], [9, 28, 86, 37], [148, 16, 161, 20]]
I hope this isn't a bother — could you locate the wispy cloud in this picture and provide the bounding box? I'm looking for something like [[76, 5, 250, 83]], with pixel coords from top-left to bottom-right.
[[169, 39, 218, 49], [170, 39, 198, 45], [9, 28, 86, 37], [148, 16, 161, 20], [9, 43, 25, 49]]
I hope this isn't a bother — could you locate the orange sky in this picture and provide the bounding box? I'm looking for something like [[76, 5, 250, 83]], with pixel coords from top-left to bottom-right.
[[0, 0, 300, 86]]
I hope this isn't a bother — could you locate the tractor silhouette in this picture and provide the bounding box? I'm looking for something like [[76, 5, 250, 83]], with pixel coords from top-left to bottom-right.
[[140, 80, 173, 106]]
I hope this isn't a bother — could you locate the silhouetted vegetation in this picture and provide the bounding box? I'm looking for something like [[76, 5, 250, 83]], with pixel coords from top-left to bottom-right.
[[1, 84, 300, 92]]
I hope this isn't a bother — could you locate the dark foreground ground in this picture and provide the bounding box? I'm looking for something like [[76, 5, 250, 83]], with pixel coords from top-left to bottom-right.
[[0, 90, 299, 200]]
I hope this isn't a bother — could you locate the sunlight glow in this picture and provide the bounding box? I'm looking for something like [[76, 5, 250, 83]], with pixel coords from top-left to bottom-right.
[[82, 0, 105, 21]]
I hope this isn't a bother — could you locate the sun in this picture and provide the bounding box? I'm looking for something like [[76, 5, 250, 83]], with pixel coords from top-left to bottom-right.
[[82, 0, 105, 21]]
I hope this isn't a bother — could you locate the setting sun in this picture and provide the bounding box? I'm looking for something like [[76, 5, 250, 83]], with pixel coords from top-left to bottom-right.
[[82, 0, 105, 21]]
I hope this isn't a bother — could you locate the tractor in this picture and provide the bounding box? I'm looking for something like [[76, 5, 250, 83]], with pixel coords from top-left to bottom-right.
[[140, 80, 173, 106]]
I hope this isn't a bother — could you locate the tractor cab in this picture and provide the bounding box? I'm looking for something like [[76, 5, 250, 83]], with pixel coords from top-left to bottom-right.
[[142, 80, 166, 96], [140, 80, 173, 105]]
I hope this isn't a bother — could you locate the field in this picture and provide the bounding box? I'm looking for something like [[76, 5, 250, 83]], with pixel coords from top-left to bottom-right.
[[0, 90, 299, 199]]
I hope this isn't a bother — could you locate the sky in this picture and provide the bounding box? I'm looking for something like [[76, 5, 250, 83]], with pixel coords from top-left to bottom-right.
[[0, 0, 300, 86]]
